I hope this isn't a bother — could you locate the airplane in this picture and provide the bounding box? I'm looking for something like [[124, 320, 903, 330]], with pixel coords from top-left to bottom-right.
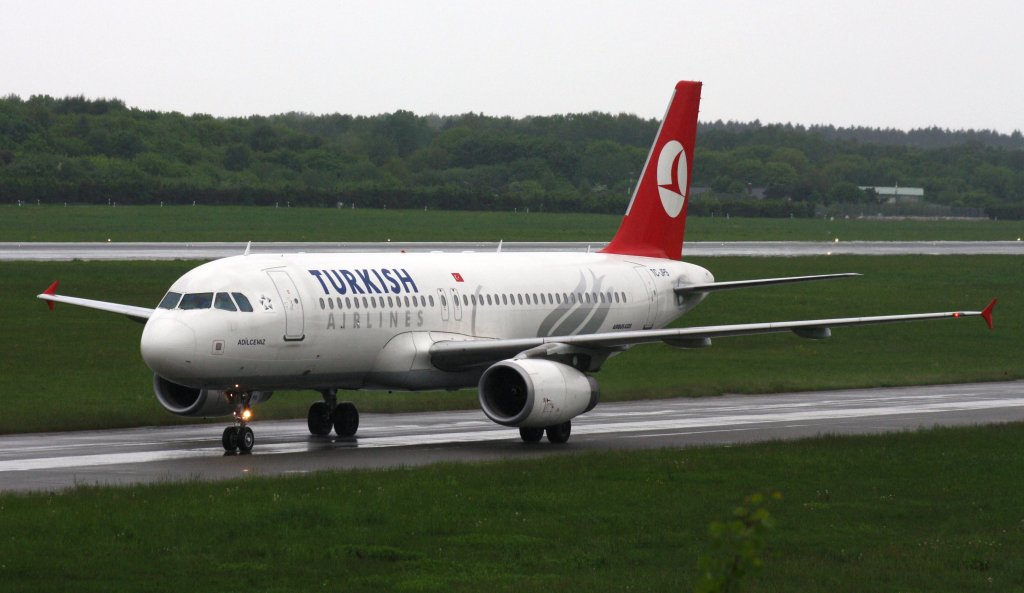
[[38, 81, 996, 453]]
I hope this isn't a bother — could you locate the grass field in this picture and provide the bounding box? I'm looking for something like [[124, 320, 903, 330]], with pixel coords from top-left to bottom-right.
[[2, 423, 1023, 592], [1, 255, 1019, 434], [1, 204, 1023, 242]]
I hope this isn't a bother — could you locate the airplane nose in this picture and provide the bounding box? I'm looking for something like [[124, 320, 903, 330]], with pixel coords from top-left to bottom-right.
[[140, 318, 196, 379]]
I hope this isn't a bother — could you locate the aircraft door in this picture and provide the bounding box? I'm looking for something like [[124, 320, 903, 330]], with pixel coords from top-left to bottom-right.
[[450, 288, 463, 321], [632, 266, 658, 330], [437, 288, 450, 322], [267, 269, 306, 341]]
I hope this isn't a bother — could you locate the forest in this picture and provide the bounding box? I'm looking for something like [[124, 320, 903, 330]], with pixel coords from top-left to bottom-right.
[[1, 94, 1022, 219]]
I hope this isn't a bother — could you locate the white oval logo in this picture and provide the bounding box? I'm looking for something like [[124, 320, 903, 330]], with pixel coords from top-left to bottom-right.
[[656, 140, 687, 218]]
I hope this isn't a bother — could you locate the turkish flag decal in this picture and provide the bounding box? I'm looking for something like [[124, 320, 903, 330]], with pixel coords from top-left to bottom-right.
[[451, 272, 464, 282]]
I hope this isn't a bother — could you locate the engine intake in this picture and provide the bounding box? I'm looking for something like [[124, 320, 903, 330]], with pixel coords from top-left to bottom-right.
[[153, 374, 272, 417], [478, 359, 599, 428]]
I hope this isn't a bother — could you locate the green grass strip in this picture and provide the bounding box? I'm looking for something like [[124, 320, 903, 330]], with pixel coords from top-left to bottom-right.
[[1, 204, 1023, 242], [1, 423, 1022, 592]]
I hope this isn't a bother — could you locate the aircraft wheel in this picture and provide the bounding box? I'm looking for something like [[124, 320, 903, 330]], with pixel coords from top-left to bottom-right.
[[333, 402, 359, 437], [222, 426, 239, 452], [307, 401, 332, 436], [519, 427, 544, 443], [238, 426, 255, 454], [545, 421, 571, 444]]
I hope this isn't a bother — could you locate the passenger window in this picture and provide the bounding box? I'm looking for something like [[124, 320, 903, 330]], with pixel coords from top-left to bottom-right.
[[179, 292, 214, 310], [158, 291, 182, 309], [215, 293, 238, 312], [232, 293, 254, 312]]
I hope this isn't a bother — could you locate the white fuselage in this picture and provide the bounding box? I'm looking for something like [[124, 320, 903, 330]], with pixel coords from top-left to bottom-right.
[[140, 251, 713, 392]]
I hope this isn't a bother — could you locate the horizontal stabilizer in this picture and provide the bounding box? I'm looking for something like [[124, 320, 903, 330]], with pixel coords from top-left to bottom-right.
[[674, 273, 861, 295]]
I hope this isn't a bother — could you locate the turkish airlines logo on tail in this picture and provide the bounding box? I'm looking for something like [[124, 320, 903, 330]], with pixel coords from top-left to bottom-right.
[[656, 140, 688, 218]]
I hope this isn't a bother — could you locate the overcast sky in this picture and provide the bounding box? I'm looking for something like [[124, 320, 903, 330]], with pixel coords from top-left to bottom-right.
[[3, 0, 1021, 132]]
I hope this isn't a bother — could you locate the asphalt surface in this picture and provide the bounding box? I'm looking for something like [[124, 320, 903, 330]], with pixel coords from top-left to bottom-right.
[[1, 240, 1021, 261], [1, 381, 1021, 493]]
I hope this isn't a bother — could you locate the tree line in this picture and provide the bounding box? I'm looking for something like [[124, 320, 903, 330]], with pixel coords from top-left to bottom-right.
[[1, 94, 1022, 218]]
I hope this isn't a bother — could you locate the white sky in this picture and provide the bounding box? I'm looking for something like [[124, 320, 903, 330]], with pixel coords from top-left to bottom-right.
[[2, 0, 1022, 132]]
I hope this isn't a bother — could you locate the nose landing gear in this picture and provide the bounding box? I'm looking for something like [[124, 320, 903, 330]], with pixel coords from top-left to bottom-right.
[[222, 391, 255, 454]]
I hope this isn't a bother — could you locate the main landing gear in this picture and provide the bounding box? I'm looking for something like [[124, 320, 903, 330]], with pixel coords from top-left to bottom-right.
[[519, 420, 572, 444], [307, 389, 360, 438], [222, 391, 255, 454]]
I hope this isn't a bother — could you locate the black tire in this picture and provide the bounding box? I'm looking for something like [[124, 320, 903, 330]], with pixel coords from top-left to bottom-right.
[[333, 402, 360, 437], [222, 426, 239, 452], [519, 427, 545, 443], [545, 421, 572, 444], [238, 426, 255, 453], [307, 401, 332, 436]]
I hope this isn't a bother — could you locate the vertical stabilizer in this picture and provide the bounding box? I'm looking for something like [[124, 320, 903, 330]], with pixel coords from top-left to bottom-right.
[[601, 81, 702, 260]]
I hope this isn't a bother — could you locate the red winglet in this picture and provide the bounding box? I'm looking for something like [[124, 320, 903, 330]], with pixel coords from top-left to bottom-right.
[[43, 280, 60, 311], [981, 299, 997, 330]]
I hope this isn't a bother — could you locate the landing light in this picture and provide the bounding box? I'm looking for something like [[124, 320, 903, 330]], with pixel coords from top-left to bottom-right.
[[242, 407, 253, 421]]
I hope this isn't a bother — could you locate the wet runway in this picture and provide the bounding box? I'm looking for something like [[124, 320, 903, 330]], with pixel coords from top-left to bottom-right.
[[0, 240, 1021, 261], [1, 381, 1021, 492]]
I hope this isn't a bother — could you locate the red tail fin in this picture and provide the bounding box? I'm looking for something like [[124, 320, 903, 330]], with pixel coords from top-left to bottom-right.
[[601, 81, 702, 260]]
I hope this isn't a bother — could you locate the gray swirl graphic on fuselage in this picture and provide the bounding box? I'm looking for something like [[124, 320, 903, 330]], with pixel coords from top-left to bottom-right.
[[547, 271, 610, 337], [578, 273, 612, 335], [537, 271, 588, 337]]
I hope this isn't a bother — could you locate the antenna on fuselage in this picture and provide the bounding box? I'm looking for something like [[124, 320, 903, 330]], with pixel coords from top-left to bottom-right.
[[497, 240, 503, 253], [244, 241, 251, 256]]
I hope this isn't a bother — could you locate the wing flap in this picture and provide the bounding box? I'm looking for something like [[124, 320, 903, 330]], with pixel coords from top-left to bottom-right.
[[429, 303, 993, 371]]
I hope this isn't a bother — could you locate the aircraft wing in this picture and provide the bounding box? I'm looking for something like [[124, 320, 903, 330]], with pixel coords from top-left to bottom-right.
[[37, 281, 153, 323], [674, 273, 860, 295], [429, 300, 997, 371]]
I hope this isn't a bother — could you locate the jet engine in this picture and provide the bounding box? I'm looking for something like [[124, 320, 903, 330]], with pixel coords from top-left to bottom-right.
[[478, 359, 599, 428], [153, 374, 273, 417]]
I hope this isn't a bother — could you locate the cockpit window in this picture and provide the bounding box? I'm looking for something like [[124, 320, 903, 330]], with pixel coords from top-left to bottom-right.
[[179, 292, 214, 310], [232, 293, 254, 312], [214, 293, 237, 312], [158, 291, 182, 309]]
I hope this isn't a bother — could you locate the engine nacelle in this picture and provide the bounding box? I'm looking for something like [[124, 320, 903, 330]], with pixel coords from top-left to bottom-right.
[[153, 374, 272, 417], [478, 359, 599, 428]]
